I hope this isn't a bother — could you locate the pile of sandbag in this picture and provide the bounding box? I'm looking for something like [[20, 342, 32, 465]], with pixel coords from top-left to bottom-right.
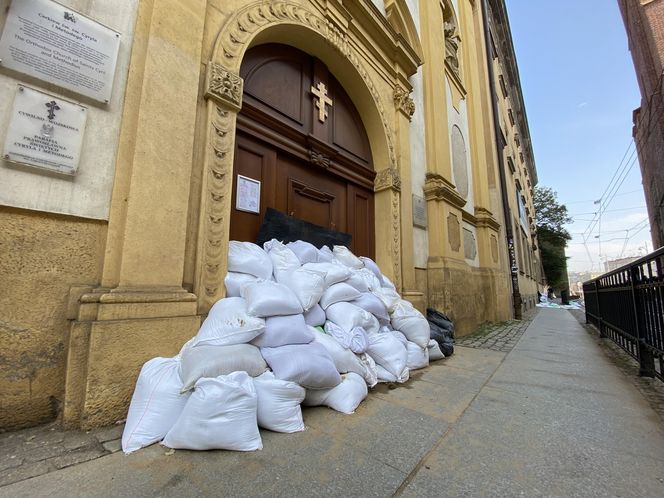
[[122, 240, 447, 454]]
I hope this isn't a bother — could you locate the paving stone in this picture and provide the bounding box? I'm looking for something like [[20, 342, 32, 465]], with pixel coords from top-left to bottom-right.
[[93, 425, 124, 444], [0, 454, 23, 473], [0, 460, 52, 487], [48, 448, 106, 470], [102, 440, 122, 454]]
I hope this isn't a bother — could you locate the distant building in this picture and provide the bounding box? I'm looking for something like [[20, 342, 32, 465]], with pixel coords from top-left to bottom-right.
[[618, 0, 664, 250], [604, 255, 641, 272]]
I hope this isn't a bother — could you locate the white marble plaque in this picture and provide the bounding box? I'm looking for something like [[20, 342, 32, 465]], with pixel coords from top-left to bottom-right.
[[412, 194, 427, 228], [3, 85, 87, 175], [0, 0, 121, 103]]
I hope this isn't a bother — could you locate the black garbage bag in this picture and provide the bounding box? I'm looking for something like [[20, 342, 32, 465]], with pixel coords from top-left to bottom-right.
[[427, 308, 455, 357]]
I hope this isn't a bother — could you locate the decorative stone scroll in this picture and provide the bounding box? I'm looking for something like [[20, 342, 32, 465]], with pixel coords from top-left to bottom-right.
[[374, 167, 401, 192], [393, 85, 415, 120], [205, 63, 243, 111]]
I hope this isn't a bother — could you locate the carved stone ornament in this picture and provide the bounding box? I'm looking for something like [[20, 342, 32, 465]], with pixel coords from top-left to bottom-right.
[[447, 213, 461, 252], [443, 19, 461, 78], [393, 85, 415, 120], [309, 149, 330, 169], [423, 172, 466, 209], [374, 167, 402, 192], [205, 63, 243, 111]]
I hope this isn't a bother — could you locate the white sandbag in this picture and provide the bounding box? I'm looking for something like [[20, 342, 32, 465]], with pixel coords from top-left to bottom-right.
[[366, 331, 408, 378], [323, 320, 368, 354], [253, 371, 305, 433], [375, 363, 410, 384], [228, 241, 273, 280], [358, 353, 378, 387], [264, 239, 301, 280], [406, 341, 429, 370], [224, 272, 259, 297], [392, 330, 409, 347], [390, 300, 430, 348], [312, 327, 370, 377], [277, 268, 325, 311], [319, 282, 361, 309], [162, 372, 262, 451], [427, 339, 445, 361], [303, 372, 368, 414], [344, 271, 371, 292], [350, 292, 389, 324], [354, 267, 383, 292], [286, 240, 319, 264], [193, 297, 265, 347], [179, 343, 267, 391], [122, 357, 190, 454], [326, 302, 380, 335], [241, 280, 303, 317], [333, 245, 363, 269], [304, 303, 326, 327], [372, 286, 402, 313], [251, 314, 313, 348], [302, 262, 350, 287], [317, 245, 336, 262], [359, 256, 384, 285], [382, 275, 397, 290], [260, 342, 342, 389]]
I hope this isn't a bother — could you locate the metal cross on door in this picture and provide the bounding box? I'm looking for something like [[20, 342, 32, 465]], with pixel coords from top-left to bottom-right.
[[310, 82, 333, 123]]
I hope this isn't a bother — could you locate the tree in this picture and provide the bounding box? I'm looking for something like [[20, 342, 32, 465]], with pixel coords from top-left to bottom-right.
[[533, 187, 572, 291]]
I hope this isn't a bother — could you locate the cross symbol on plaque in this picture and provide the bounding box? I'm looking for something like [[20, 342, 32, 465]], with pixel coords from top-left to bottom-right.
[[45, 100, 60, 121], [311, 82, 333, 123]]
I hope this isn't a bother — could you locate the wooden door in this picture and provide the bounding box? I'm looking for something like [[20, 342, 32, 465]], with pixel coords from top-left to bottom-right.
[[230, 44, 375, 256]]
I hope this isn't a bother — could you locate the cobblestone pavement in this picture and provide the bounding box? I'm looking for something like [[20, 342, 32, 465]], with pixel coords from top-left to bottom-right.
[[456, 307, 538, 352], [0, 421, 124, 487]]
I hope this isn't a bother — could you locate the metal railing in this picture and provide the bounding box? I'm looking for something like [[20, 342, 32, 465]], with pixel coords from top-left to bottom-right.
[[583, 247, 664, 381]]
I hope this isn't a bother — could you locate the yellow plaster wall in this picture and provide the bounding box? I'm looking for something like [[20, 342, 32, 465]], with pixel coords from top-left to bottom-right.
[[0, 207, 106, 430]]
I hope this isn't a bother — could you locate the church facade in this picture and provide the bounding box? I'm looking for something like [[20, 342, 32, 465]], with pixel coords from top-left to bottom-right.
[[0, 0, 541, 430]]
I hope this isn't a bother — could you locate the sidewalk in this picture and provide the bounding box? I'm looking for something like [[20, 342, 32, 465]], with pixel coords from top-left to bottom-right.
[[2, 308, 664, 497]]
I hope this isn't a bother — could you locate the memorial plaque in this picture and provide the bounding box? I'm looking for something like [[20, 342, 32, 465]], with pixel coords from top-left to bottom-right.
[[412, 194, 427, 228], [0, 0, 121, 103], [3, 85, 87, 175]]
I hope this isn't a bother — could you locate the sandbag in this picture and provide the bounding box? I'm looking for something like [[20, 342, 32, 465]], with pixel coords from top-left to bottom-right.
[[333, 245, 363, 269], [317, 245, 336, 262], [354, 267, 383, 292], [264, 239, 301, 280], [303, 372, 368, 414], [287, 240, 319, 264], [406, 341, 429, 370], [365, 331, 408, 378], [375, 363, 410, 384], [326, 301, 380, 335], [302, 262, 350, 287], [323, 320, 368, 354], [427, 339, 445, 361], [253, 371, 305, 433], [224, 272, 259, 297], [358, 352, 378, 387], [392, 330, 409, 347], [390, 300, 430, 348], [382, 275, 397, 290], [350, 292, 390, 324], [319, 282, 361, 309], [344, 271, 371, 293], [304, 303, 326, 327], [179, 343, 267, 391], [228, 241, 273, 280], [261, 342, 342, 389], [251, 314, 313, 348], [193, 297, 265, 347], [312, 327, 370, 377], [359, 256, 384, 285], [162, 372, 262, 451], [372, 287, 402, 313], [242, 280, 303, 317], [122, 357, 191, 454], [277, 268, 325, 311]]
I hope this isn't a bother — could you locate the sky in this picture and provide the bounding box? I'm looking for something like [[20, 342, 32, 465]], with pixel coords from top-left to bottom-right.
[[505, 0, 650, 274]]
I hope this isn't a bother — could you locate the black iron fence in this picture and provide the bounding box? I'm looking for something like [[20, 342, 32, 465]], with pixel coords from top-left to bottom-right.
[[583, 247, 664, 381]]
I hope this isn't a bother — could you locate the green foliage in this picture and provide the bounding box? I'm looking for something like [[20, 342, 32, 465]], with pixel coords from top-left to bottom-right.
[[533, 186, 571, 290]]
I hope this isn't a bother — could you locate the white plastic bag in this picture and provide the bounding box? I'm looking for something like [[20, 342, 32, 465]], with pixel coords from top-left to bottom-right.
[[406, 341, 429, 370], [333, 245, 364, 269], [350, 292, 390, 324], [323, 320, 368, 354], [253, 371, 306, 433], [304, 303, 326, 327], [303, 372, 368, 414], [251, 314, 314, 348], [365, 332, 408, 379], [312, 327, 370, 377], [427, 339, 445, 361], [260, 342, 342, 389], [264, 239, 301, 280], [162, 372, 262, 451], [179, 342, 267, 391], [224, 272, 259, 297], [326, 302, 380, 335], [122, 357, 190, 454], [319, 282, 361, 309], [287, 240, 319, 264], [277, 268, 325, 311], [228, 241, 273, 280], [242, 280, 303, 317], [390, 300, 430, 348], [302, 262, 350, 287], [193, 297, 265, 347]]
